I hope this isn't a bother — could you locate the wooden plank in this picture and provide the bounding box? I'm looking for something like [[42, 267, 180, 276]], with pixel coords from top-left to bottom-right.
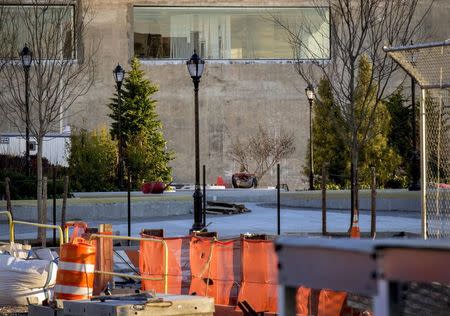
[[94, 224, 113, 295]]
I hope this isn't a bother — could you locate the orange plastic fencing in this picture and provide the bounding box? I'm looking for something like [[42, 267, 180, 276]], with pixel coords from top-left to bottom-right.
[[296, 287, 312, 316], [237, 239, 278, 313], [139, 235, 191, 294], [139, 235, 352, 315], [318, 290, 347, 316], [189, 236, 238, 305]]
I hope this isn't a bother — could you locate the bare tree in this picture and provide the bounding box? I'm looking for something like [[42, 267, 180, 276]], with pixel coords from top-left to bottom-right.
[[0, 0, 99, 243], [228, 126, 296, 183], [272, 0, 432, 229]]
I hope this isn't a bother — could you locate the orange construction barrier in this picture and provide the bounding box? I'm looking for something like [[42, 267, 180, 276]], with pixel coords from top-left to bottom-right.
[[296, 287, 311, 316], [189, 236, 238, 305], [237, 239, 278, 313], [140, 235, 190, 294], [318, 289, 347, 316], [55, 237, 96, 300]]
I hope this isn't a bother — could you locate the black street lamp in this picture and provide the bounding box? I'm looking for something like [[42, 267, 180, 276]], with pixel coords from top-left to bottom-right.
[[187, 51, 205, 232], [20, 45, 32, 176], [305, 84, 315, 191], [409, 43, 420, 191], [113, 63, 126, 191]]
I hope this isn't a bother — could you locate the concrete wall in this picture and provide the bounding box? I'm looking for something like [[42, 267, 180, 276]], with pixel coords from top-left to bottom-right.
[[3, 0, 448, 189]]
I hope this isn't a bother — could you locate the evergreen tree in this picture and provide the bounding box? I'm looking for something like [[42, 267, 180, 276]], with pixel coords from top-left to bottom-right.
[[354, 55, 403, 188], [109, 57, 173, 185], [385, 88, 412, 187], [311, 78, 347, 187]]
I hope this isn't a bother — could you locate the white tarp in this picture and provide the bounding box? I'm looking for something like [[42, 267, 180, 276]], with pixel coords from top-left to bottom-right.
[[0, 246, 58, 306]]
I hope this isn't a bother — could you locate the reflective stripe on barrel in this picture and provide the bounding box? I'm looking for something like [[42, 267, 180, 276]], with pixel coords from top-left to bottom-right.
[[55, 238, 96, 300]]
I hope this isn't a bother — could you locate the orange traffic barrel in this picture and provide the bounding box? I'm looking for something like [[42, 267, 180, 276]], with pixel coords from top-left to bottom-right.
[[55, 237, 96, 300]]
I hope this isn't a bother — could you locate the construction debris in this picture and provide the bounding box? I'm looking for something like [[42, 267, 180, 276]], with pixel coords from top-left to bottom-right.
[[205, 201, 251, 215]]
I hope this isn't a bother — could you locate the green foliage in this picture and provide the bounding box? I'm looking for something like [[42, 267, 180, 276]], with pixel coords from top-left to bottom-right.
[[354, 56, 403, 187], [109, 57, 173, 185], [68, 128, 118, 192], [310, 56, 405, 188], [385, 88, 414, 186], [310, 78, 347, 187]]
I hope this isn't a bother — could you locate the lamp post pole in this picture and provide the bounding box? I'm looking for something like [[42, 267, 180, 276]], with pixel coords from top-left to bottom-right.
[[409, 75, 420, 191], [187, 51, 205, 232], [305, 84, 315, 191], [25, 65, 30, 175], [113, 64, 125, 191], [20, 45, 32, 176], [409, 41, 420, 191], [193, 76, 202, 231]]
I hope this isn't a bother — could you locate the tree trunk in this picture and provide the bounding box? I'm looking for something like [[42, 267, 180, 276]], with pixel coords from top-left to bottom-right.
[[37, 137, 46, 244], [41, 177, 48, 247], [350, 138, 359, 230]]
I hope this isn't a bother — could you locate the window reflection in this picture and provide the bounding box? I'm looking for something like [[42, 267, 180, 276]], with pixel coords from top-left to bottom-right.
[[1, 5, 74, 59], [134, 7, 330, 60]]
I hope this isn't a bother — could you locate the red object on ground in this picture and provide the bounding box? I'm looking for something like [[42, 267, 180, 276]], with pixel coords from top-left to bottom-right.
[[141, 181, 166, 194], [216, 176, 225, 186]]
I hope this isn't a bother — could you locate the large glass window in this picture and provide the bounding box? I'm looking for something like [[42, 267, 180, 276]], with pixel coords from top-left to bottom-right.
[[134, 6, 329, 60], [0, 5, 74, 59]]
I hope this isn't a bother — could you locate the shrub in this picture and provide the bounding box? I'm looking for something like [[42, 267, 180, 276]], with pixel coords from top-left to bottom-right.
[[68, 128, 118, 192]]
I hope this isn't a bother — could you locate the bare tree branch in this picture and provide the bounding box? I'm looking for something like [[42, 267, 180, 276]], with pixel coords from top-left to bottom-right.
[[228, 126, 296, 183], [272, 0, 433, 228], [0, 0, 100, 243]]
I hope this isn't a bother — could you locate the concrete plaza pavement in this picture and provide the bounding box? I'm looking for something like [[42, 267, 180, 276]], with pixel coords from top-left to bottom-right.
[[0, 203, 421, 241]]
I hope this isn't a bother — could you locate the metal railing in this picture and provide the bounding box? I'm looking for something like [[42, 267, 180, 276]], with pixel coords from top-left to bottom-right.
[[0, 211, 14, 242], [89, 234, 169, 294], [0, 211, 64, 246]]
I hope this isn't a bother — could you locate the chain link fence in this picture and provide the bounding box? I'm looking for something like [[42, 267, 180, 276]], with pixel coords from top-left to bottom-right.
[[385, 40, 450, 239], [384, 40, 450, 316]]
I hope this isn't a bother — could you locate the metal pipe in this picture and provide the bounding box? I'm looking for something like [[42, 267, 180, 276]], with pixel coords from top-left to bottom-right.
[[420, 89, 427, 239], [202, 164, 206, 227], [89, 234, 169, 293], [0, 211, 14, 243], [383, 40, 450, 52], [13, 220, 64, 246], [277, 163, 281, 235], [127, 170, 131, 242], [52, 166, 57, 245], [94, 270, 163, 281]]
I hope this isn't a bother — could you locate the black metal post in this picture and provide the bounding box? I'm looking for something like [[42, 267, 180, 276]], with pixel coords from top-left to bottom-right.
[[117, 84, 124, 190], [24, 67, 31, 176], [191, 78, 204, 232], [127, 169, 131, 243], [202, 164, 206, 227], [309, 99, 314, 190], [277, 163, 281, 235], [409, 76, 420, 191], [52, 166, 56, 245]]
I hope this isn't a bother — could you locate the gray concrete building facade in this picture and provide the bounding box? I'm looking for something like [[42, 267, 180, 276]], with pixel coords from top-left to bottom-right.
[[2, 0, 450, 189]]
